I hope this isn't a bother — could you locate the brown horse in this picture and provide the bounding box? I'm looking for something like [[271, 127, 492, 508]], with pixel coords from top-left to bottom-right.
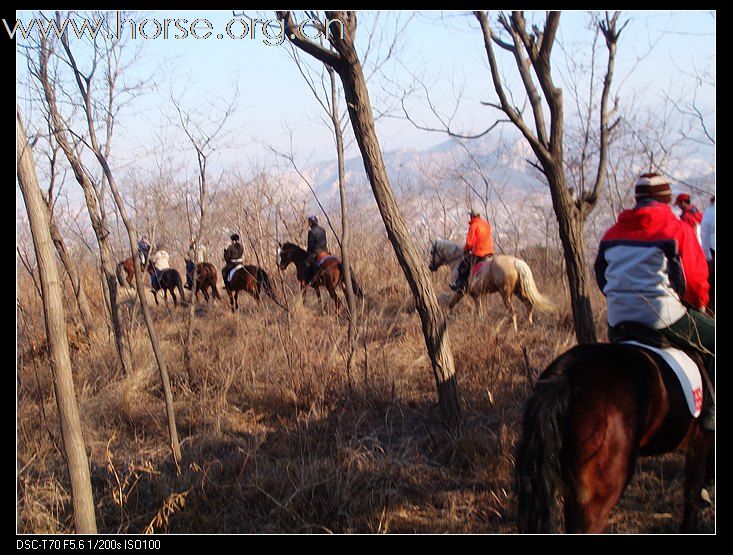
[[515, 342, 713, 533], [276, 242, 364, 311], [146, 264, 186, 307], [221, 264, 284, 311], [116, 257, 138, 288], [187, 262, 221, 303]]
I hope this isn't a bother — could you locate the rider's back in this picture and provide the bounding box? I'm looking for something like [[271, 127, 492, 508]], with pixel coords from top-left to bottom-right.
[[595, 201, 708, 329]]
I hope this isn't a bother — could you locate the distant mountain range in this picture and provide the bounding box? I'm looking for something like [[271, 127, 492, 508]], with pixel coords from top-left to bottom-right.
[[280, 133, 715, 207]]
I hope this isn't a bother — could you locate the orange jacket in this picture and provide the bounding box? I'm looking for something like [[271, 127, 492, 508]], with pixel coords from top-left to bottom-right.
[[464, 216, 494, 257]]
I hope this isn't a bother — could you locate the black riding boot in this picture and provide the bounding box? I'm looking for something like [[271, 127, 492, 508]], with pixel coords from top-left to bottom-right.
[[451, 256, 471, 293]]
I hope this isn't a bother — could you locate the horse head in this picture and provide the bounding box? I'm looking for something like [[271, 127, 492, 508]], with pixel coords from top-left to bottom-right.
[[429, 239, 459, 271], [277, 242, 304, 270]]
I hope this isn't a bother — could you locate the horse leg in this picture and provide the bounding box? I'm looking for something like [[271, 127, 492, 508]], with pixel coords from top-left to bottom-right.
[[682, 428, 714, 532], [227, 289, 235, 312], [328, 285, 340, 313], [500, 288, 517, 331], [153, 290, 159, 306], [448, 291, 464, 310], [171, 288, 177, 307], [315, 286, 323, 314]]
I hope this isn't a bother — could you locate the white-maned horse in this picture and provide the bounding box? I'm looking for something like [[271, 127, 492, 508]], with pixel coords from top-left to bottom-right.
[[428, 239, 555, 330]]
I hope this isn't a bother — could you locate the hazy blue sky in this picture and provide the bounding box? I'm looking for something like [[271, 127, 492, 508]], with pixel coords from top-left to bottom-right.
[[15, 10, 715, 177]]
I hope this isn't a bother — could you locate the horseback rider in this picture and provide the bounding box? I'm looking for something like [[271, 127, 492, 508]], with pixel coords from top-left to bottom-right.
[[701, 196, 715, 313], [222, 233, 244, 286], [305, 215, 327, 285], [594, 173, 714, 431], [184, 235, 208, 290], [675, 193, 704, 244], [137, 236, 151, 267], [150, 243, 170, 290], [452, 208, 494, 293]]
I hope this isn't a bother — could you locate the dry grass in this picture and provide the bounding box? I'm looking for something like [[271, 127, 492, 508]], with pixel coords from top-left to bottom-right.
[[16, 249, 714, 534]]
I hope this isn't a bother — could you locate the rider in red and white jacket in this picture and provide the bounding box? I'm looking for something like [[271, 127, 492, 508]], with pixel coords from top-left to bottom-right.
[[595, 174, 711, 337], [595, 172, 714, 431]]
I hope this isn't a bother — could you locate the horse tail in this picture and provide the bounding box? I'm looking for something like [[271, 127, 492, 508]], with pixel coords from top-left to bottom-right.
[[514, 259, 555, 312], [208, 266, 222, 299], [174, 271, 186, 302], [116, 262, 126, 287], [515, 369, 571, 533], [257, 268, 286, 310], [339, 263, 365, 299]]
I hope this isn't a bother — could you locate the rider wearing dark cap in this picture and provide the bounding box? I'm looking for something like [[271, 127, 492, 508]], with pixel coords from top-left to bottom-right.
[[305, 215, 327, 285], [222, 233, 244, 285]]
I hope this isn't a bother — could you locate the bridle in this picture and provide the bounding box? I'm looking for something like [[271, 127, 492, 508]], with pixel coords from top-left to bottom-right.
[[429, 241, 444, 272]]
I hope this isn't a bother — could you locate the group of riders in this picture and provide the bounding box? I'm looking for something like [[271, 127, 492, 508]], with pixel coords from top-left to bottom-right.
[[136, 214, 331, 292], [136, 173, 715, 434]]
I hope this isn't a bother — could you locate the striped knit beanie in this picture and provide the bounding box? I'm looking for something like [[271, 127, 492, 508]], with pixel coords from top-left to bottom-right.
[[635, 173, 671, 204]]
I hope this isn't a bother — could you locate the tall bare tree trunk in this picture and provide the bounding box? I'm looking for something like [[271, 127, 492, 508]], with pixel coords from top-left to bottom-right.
[[17, 106, 97, 534], [545, 165, 598, 343], [48, 215, 95, 337], [279, 11, 461, 432], [37, 37, 133, 373], [53, 24, 182, 465], [329, 66, 358, 383]]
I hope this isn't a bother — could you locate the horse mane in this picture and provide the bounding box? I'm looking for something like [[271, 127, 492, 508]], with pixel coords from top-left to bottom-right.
[[435, 238, 463, 259], [281, 242, 306, 256]]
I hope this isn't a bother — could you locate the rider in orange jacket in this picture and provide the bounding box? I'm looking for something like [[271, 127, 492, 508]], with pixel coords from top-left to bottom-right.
[[452, 209, 494, 293]]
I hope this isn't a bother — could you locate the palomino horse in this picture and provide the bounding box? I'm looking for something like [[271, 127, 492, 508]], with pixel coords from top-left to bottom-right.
[[428, 239, 554, 330], [516, 341, 713, 533], [221, 264, 284, 311], [146, 264, 186, 307], [187, 262, 221, 303], [276, 242, 364, 311]]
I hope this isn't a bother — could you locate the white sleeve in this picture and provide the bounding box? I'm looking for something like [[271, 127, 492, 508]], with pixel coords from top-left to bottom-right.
[[701, 207, 714, 259]]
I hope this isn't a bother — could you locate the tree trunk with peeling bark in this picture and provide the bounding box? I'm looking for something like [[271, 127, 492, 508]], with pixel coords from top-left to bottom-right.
[[17, 106, 97, 534]]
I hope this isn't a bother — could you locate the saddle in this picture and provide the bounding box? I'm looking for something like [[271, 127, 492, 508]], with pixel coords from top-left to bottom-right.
[[226, 264, 243, 285], [471, 255, 493, 277], [315, 252, 338, 268], [610, 322, 705, 417]]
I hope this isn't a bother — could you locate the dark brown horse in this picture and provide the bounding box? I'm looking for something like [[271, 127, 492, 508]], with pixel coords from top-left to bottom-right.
[[187, 262, 221, 303], [221, 264, 284, 311], [516, 342, 713, 533], [146, 264, 186, 307], [276, 242, 364, 311]]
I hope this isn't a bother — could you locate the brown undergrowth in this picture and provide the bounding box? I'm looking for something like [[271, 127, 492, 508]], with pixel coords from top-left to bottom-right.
[[16, 251, 714, 533]]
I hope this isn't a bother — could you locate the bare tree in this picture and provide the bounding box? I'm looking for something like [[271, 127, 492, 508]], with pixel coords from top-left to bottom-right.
[[169, 84, 238, 382], [277, 10, 461, 432], [52, 11, 182, 465], [40, 125, 96, 337], [473, 11, 624, 343], [17, 105, 97, 534], [31, 29, 134, 373]]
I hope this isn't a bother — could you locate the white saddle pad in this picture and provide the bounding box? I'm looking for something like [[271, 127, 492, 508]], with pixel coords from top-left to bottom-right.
[[621, 341, 704, 417], [227, 264, 244, 284]]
